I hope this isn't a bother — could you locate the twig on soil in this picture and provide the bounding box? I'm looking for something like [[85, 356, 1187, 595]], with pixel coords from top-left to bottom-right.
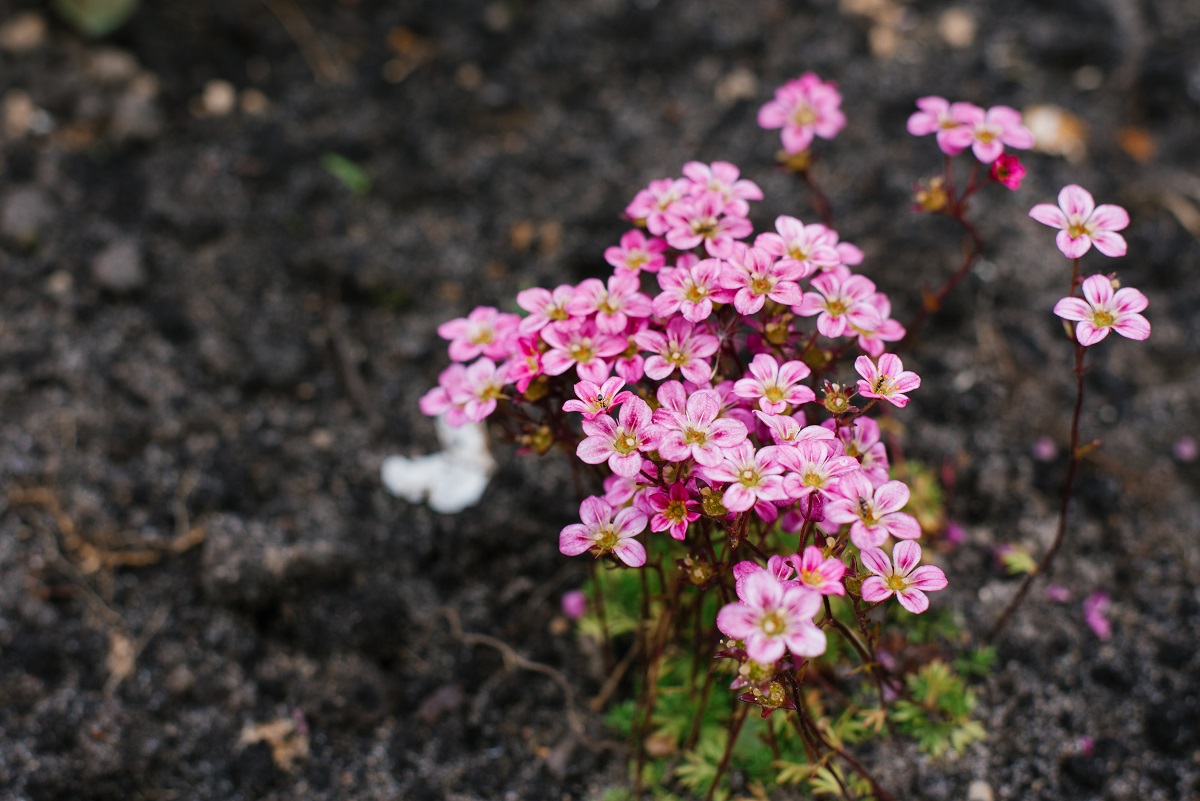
[[260, 0, 346, 85], [441, 606, 587, 739], [323, 289, 384, 433], [104, 602, 171, 697]]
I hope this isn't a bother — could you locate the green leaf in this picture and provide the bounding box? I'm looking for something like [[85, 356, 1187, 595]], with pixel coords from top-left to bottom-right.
[[321, 153, 372, 195], [810, 765, 848, 796], [1000, 546, 1038, 575], [53, 0, 138, 37], [773, 759, 812, 786]]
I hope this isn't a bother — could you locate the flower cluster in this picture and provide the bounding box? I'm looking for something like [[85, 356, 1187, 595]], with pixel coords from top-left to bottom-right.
[[422, 144, 949, 702], [1029, 184, 1150, 347], [907, 96, 1034, 198]]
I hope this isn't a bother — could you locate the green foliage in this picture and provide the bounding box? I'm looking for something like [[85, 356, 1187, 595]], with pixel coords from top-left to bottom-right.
[[999, 545, 1038, 575], [894, 460, 946, 535], [53, 0, 138, 37], [890, 660, 986, 757], [321, 153, 373, 195]]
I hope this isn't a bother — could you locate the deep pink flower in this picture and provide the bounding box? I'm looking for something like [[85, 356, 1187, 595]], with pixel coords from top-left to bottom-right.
[[634, 317, 720, 384], [605, 229, 668, 275], [653, 257, 732, 322], [663, 194, 753, 259], [506, 337, 543, 394], [698, 441, 788, 513], [990, 153, 1026, 190], [562, 376, 633, 419], [651, 388, 748, 467], [577, 396, 659, 478], [795, 267, 883, 338], [437, 306, 521, 362], [855, 353, 921, 408], [559, 496, 648, 567], [824, 472, 921, 549], [1054, 275, 1150, 346], [719, 244, 806, 315], [788, 546, 846, 597], [516, 285, 574, 335], [716, 570, 826, 663], [905, 96, 977, 156], [682, 160, 763, 218], [567, 274, 653, 334], [645, 482, 701, 541], [540, 320, 625, 383], [754, 214, 840, 278], [1029, 185, 1130, 258], [561, 590, 587, 620], [734, 353, 815, 414], [957, 104, 1034, 164], [859, 541, 947, 614], [758, 73, 846, 154]]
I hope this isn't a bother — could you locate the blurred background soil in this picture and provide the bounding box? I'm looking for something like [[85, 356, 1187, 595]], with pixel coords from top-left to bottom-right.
[[1, 1, 1198, 799]]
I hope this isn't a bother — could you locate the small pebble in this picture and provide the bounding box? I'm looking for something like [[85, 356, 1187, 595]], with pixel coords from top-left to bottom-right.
[[938, 8, 976, 48], [91, 239, 147, 292], [967, 780, 994, 801], [0, 11, 46, 53], [202, 80, 237, 117]]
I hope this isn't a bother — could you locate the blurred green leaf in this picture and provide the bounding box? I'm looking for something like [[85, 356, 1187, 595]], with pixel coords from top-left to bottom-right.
[[321, 152, 372, 195], [54, 0, 139, 37]]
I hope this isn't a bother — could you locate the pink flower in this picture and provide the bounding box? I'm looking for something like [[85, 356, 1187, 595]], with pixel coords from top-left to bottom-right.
[[576, 396, 659, 478], [758, 73, 846, 154], [1054, 275, 1150, 346], [855, 353, 921, 408], [851, 292, 905, 358], [454, 358, 510, 422], [1029, 185, 1130, 259], [561, 590, 587, 620], [682, 160, 763, 218], [733, 353, 815, 414], [651, 388, 748, 467], [778, 439, 861, 502], [516, 285, 574, 335], [625, 177, 690, 236], [905, 96, 977, 156], [605, 229, 668, 275], [957, 104, 1034, 164], [788, 546, 846, 597], [719, 245, 806, 315], [663, 194, 753, 259], [645, 482, 702, 540], [732, 555, 797, 598], [540, 320, 625, 383], [567, 275, 653, 334], [716, 570, 826, 663], [754, 411, 836, 448], [1083, 591, 1112, 640], [653, 257, 732, 322], [822, 418, 889, 487], [563, 376, 633, 419], [437, 306, 520, 362], [754, 215, 840, 277], [698, 441, 788, 514], [559, 496, 648, 567], [859, 541, 947, 614], [990, 153, 1026, 190], [824, 472, 921, 549], [634, 317, 720, 384], [419, 363, 471, 426], [795, 267, 883, 338]]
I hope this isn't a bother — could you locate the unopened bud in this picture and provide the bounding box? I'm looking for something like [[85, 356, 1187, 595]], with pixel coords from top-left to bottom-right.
[[776, 148, 813, 173], [699, 487, 727, 518], [522, 425, 555, 455], [522, 375, 550, 403]]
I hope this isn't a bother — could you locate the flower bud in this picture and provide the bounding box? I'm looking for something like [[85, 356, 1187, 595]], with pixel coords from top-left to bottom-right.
[[914, 176, 948, 213]]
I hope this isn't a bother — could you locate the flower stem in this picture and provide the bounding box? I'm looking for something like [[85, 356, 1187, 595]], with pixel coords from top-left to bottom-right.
[[986, 341, 1088, 644]]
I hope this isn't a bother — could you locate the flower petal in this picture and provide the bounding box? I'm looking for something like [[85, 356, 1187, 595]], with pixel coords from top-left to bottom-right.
[[896, 587, 930, 614], [1058, 184, 1095, 219], [858, 547, 892, 578], [892, 540, 923, 576], [1029, 203, 1069, 229], [860, 576, 892, 603]]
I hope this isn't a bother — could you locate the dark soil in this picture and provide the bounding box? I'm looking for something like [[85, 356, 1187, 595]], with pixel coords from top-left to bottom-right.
[[1, 1, 1198, 799]]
